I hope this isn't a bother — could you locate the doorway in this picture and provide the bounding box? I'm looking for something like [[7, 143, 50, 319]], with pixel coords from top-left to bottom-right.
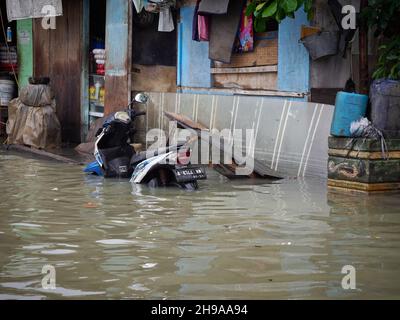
[[88, 0, 106, 124]]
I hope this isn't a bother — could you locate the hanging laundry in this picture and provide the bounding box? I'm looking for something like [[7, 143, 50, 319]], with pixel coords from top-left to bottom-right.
[[158, 6, 174, 32], [234, 1, 254, 53], [209, 0, 245, 63], [198, 0, 230, 15], [193, 1, 210, 42], [132, 0, 145, 13], [192, 0, 201, 41], [198, 14, 210, 41]]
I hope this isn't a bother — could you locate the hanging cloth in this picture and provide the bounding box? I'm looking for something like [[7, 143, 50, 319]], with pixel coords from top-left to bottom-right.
[[192, 0, 201, 41], [158, 6, 174, 32], [193, 1, 210, 42], [198, 14, 210, 41], [234, 0, 254, 53], [209, 0, 245, 63], [6, 0, 63, 21], [198, 0, 230, 15], [132, 0, 145, 13]]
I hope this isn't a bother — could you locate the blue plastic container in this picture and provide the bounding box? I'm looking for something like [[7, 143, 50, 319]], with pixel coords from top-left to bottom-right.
[[330, 91, 369, 137]]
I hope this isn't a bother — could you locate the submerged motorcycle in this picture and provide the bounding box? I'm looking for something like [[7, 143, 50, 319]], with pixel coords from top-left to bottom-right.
[[84, 94, 207, 190]]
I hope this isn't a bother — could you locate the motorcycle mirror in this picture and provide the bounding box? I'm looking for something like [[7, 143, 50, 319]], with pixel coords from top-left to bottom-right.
[[134, 93, 149, 104]]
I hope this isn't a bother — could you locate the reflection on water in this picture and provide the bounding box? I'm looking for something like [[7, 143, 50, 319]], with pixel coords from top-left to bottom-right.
[[0, 150, 400, 299]]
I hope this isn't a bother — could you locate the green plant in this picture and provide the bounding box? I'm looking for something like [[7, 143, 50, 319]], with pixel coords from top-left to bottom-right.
[[361, 0, 400, 80], [246, 0, 313, 32], [372, 35, 400, 80], [362, 0, 400, 38]]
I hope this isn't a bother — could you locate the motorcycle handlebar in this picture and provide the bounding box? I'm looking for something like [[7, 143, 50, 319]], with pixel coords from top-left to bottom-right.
[[128, 110, 146, 119]]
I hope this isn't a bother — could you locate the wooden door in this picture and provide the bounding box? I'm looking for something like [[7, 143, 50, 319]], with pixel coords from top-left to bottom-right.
[[33, 0, 84, 143]]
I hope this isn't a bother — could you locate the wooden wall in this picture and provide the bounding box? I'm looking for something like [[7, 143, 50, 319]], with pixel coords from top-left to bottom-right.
[[33, 0, 84, 143], [132, 65, 177, 93], [212, 33, 278, 91]]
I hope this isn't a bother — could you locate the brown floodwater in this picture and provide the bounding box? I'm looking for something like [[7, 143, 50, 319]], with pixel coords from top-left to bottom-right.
[[0, 149, 400, 300]]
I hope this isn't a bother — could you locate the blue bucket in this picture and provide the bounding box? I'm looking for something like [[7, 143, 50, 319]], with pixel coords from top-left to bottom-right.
[[330, 91, 369, 137]]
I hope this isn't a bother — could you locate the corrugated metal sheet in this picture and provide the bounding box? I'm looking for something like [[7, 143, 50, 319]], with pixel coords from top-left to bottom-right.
[[145, 92, 334, 178]]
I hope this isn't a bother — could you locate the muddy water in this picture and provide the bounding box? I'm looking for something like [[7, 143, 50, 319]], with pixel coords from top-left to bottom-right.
[[0, 150, 400, 300]]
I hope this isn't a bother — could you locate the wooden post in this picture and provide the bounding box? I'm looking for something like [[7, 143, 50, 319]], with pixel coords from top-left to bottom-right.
[[16, 19, 33, 88], [104, 0, 132, 115], [81, 0, 90, 142], [359, 0, 369, 94]]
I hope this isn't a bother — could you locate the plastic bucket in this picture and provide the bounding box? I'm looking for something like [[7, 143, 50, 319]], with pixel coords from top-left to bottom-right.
[[330, 91, 369, 137], [301, 31, 339, 60], [0, 79, 15, 106]]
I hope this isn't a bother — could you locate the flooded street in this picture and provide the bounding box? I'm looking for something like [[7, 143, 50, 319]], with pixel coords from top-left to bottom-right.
[[1, 149, 400, 300]]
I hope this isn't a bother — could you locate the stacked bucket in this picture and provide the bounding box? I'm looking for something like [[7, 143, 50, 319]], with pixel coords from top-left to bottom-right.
[[93, 49, 105, 76]]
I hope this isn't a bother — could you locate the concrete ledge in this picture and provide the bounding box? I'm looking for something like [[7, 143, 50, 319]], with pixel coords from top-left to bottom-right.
[[1, 144, 87, 165], [328, 179, 400, 193]]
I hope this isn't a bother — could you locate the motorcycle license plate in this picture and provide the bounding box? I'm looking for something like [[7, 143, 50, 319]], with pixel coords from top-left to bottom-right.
[[173, 167, 207, 183]]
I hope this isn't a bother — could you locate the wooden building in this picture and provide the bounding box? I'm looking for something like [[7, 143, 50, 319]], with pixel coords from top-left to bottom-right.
[[10, 0, 377, 148]]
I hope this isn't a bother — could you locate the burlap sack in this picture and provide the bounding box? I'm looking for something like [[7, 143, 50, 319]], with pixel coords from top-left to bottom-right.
[[7, 97, 61, 149], [19, 84, 54, 107]]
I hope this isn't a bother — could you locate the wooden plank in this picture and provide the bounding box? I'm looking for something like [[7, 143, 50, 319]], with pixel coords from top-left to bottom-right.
[[132, 64, 177, 93], [211, 65, 278, 74], [164, 112, 209, 131], [213, 72, 277, 91], [179, 86, 305, 98], [104, 0, 131, 115], [214, 37, 278, 68], [80, 0, 90, 142], [33, 0, 83, 143]]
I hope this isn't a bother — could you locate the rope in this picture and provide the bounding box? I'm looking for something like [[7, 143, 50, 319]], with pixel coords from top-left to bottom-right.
[[349, 119, 389, 160]]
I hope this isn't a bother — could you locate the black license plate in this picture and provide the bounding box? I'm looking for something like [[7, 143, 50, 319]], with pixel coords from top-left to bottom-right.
[[173, 167, 207, 183]]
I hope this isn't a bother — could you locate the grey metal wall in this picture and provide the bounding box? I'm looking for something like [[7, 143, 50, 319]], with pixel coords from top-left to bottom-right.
[[141, 93, 334, 178]]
